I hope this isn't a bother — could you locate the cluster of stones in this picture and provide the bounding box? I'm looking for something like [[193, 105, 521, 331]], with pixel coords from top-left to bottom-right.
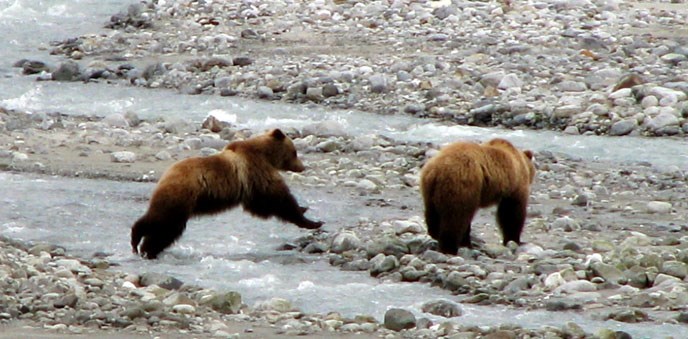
[[1, 235, 617, 338], [16, 0, 688, 137]]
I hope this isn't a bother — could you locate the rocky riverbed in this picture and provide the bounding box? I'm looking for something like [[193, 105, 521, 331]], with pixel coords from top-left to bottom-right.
[[2, 0, 688, 338], [2, 106, 688, 338], [14, 0, 688, 137]]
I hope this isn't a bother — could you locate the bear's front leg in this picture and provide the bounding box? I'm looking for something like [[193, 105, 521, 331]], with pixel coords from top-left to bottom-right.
[[243, 183, 323, 229]]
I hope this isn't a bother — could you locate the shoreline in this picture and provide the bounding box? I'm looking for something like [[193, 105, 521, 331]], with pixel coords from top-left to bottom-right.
[[2, 108, 688, 337]]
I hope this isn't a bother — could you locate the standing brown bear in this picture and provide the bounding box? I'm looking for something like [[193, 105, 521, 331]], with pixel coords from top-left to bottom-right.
[[131, 129, 323, 259], [420, 138, 535, 254]]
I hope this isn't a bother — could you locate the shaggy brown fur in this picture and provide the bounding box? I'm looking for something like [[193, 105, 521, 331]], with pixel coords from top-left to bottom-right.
[[131, 129, 322, 259], [420, 138, 535, 254]]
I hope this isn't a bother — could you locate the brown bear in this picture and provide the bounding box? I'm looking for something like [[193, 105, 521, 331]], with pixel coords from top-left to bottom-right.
[[130, 129, 323, 259], [420, 138, 535, 254]]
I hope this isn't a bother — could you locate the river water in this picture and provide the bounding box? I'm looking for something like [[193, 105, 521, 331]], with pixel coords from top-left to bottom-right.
[[1, 0, 686, 337]]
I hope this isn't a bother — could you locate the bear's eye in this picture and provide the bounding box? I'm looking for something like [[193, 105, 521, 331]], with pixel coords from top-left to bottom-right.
[[292, 150, 297, 158]]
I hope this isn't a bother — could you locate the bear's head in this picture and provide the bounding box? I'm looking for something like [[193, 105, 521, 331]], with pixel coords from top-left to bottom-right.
[[262, 129, 305, 172], [225, 129, 305, 172], [486, 138, 535, 183]]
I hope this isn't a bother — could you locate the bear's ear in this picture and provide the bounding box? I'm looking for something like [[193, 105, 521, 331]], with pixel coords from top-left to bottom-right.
[[270, 129, 286, 141], [523, 150, 534, 160]]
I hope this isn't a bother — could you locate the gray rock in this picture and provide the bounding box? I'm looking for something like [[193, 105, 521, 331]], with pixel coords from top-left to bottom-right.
[[661, 53, 687, 65], [557, 80, 587, 92], [661, 261, 687, 280], [609, 119, 637, 136], [384, 308, 416, 331], [365, 236, 409, 258], [647, 201, 672, 214], [52, 61, 81, 81], [164, 118, 197, 135], [420, 300, 462, 318], [121, 305, 147, 320], [403, 103, 425, 114], [306, 87, 324, 101], [368, 74, 388, 93], [142, 63, 166, 80], [552, 216, 580, 232], [590, 262, 625, 284], [624, 266, 650, 288], [207, 291, 242, 314], [302, 120, 347, 137], [420, 250, 448, 263], [433, 6, 458, 20], [53, 293, 78, 309], [139, 272, 183, 290], [232, 57, 253, 67], [322, 84, 339, 97], [257, 86, 274, 99], [497, 73, 523, 90], [331, 231, 362, 253], [503, 276, 532, 294], [155, 150, 172, 161], [443, 271, 468, 292], [370, 253, 399, 276], [646, 112, 679, 132]]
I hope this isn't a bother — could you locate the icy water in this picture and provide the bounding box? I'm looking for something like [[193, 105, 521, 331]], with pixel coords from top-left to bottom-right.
[[1, 0, 687, 337]]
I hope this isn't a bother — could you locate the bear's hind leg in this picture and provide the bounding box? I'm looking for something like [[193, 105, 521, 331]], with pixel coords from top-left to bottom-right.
[[137, 215, 188, 259], [131, 216, 152, 254], [437, 210, 474, 255], [424, 201, 440, 240], [496, 196, 527, 246]]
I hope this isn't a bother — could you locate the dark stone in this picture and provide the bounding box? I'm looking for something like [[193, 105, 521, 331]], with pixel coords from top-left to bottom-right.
[[17, 60, 50, 74], [676, 312, 688, 323], [233, 57, 253, 67], [52, 61, 81, 81], [544, 300, 582, 311], [383, 308, 416, 331], [220, 88, 239, 96], [322, 84, 339, 97], [421, 300, 462, 318], [240, 29, 260, 39], [53, 293, 79, 309], [202, 57, 232, 71], [142, 63, 167, 80], [139, 272, 183, 290], [442, 271, 469, 293]]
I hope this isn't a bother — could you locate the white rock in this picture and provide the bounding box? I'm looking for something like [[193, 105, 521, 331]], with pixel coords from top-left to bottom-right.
[[172, 304, 196, 314], [640, 95, 658, 108], [103, 113, 130, 128], [544, 272, 567, 290], [557, 80, 587, 92], [330, 231, 362, 253], [647, 201, 672, 214], [155, 150, 172, 161], [608, 88, 632, 99], [649, 86, 687, 101], [497, 73, 523, 90], [554, 280, 597, 294], [646, 112, 679, 131], [111, 151, 137, 163]]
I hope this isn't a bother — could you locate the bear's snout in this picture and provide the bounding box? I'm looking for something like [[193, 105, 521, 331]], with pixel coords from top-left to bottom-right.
[[289, 159, 305, 172]]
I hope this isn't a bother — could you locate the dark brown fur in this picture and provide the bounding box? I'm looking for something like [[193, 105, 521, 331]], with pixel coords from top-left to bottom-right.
[[131, 129, 322, 259], [420, 138, 535, 254]]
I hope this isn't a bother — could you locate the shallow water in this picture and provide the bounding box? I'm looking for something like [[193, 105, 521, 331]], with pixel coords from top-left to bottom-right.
[[2, 171, 685, 338], [1, 0, 687, 337]]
